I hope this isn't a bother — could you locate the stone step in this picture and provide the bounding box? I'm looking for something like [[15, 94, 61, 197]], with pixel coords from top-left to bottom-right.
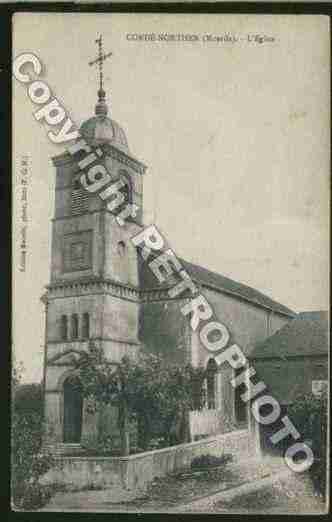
[[43, 443, 84, 456]]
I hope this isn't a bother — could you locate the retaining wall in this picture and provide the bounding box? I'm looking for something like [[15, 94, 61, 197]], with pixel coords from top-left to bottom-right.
[[42, 429, 251, 492]]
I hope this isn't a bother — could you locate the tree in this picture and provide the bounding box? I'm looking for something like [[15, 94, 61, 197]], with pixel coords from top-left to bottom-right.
[[11, 364, 56, 510], [75, 342, 206, 454], [288, 390, 328, 497], [14, 383, 43, 416]]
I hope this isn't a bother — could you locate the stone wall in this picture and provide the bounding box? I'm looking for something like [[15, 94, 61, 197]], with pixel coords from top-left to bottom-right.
[[42, 429, 251, 492], [190, 410, 223, 438]]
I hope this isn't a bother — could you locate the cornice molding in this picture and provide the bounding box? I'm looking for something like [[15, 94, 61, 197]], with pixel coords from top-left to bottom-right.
[[52, 143, 147, 175], [45, 277, 188, 303], [47, 277, 140, 301], [139, 288, 186, 302], [106, 143, 147, 175]]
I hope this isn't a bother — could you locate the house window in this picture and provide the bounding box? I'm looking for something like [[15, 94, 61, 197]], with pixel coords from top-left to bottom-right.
[[206, 358, 218, 410], [312, 380, 328, 397], [313, 363, 326, 380], [71, 314, 79, 340], [82, 313, 90, 339], [60, 315, 68, 340]]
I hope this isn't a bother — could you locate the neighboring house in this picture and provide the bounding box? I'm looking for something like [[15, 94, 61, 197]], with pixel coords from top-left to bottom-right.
[[42, 83, 296, 453], [249, 311, 329, 453]]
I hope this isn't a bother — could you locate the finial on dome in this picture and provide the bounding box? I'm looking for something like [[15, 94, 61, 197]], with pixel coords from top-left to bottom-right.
[[95, 87, 108, 116], [89, 35, 112, 117]]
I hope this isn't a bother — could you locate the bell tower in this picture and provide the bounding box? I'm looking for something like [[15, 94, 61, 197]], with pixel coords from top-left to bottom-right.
[[42, 37, 147, 450]]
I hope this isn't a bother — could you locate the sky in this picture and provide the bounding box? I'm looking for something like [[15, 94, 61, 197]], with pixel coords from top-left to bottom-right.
[[13, 13, 330, 382]]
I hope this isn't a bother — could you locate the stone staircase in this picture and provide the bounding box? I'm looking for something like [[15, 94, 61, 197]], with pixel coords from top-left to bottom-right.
[[43, 443, 84, 456]]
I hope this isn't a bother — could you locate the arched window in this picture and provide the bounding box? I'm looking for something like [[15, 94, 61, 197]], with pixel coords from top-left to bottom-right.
[[206, 358, 218, 410], [192, 372, 204, 411], [60, 315, 68, 341], [82, 313, 90, 339], [121, 181, 131, 205], [119, 171, 132, 206], [117, 241, 126, 256], [71, 314, 79, 340], [234, 367, 247, 424]]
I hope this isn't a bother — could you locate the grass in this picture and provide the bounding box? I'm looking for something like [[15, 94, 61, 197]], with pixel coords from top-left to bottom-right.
[[214, 476, 326, 514], [125, 462, 237, 508], [218, 486, 277, 510], [191, 453, 233, 470]]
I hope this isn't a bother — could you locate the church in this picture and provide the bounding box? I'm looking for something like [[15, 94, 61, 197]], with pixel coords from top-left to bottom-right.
[[42, 47, 296, 453]]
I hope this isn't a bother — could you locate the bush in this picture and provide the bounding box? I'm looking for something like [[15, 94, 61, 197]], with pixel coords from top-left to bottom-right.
[[191, 453, 233, 470], [287, 391, 327, 497], [14, 383, 43, 416], [81, 433, 115, 456], [146, 437, 168, 451], [12, 481, 57, 511]]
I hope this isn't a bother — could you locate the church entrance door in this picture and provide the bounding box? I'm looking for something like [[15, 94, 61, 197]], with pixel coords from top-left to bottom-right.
[[63, 377, 83, 443]]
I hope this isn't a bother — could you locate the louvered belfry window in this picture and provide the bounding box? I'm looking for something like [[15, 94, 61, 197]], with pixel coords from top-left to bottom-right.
[[71, 178, 89, 215]]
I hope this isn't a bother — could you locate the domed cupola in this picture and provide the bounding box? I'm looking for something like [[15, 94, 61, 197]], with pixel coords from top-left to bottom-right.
[[80, 87, 129, 153]]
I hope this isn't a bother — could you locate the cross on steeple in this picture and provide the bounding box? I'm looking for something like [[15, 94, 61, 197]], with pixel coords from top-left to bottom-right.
[[89, 35, 112, 116]]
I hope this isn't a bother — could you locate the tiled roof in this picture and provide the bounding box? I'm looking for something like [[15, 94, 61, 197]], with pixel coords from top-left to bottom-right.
[[181, 259, 295, 316], [250, 311, 329, 359], [139, 254, 295, 317]]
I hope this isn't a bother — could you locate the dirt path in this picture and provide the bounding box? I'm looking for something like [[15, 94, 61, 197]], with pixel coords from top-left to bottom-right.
[[202, 472, 326, 514]]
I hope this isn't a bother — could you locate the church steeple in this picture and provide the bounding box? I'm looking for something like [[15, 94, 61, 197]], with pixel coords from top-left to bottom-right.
[[88, 35, 112, 117], [42, 36, 147, 454]]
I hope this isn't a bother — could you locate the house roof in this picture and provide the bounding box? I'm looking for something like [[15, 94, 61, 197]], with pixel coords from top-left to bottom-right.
[[250, 311, 329, 360], [139, 254, 295, 317]]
